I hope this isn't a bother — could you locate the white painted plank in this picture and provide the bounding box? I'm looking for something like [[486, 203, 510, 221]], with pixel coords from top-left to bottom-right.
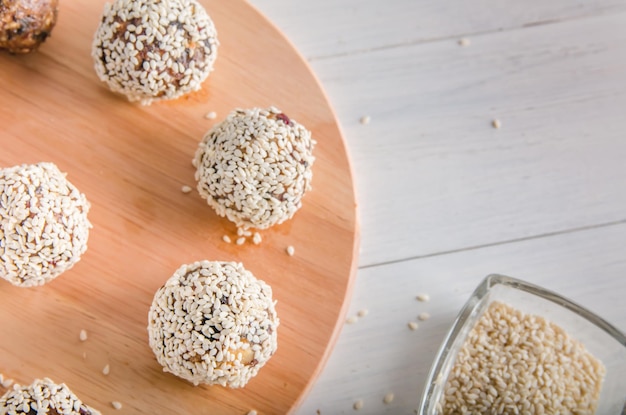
[[250, 0, 626, 59], [298, 223, 626, 414], [309, 12, 626, 266]]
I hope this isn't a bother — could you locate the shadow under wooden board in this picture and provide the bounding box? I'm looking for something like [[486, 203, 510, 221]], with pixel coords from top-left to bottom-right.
[[0, 0, 359, 413]]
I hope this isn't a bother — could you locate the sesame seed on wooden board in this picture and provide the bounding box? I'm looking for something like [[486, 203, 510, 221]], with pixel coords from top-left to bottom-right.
[[492, 118, 502, 129], [181, 185, 193, 194], [222, 235, 232, 243], [111, 401, 123, 410], [204, 111, 217, 120], [252, 232, 262, 245], [286, 246, 295, 256], [79, 329, 88, 342], [408, 321, 418, 331], [102, 364, 110, 376]]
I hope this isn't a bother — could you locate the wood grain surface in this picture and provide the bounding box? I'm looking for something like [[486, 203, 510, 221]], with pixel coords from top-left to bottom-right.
[[0, 1, 359, 414]]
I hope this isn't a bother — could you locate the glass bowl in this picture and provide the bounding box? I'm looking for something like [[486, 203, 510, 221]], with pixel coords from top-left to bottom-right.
[[418, 274, 626, 414]]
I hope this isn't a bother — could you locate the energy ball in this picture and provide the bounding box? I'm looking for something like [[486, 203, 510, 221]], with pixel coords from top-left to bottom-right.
[[193, 107, 315, 230], [0, 162, 91, 287], [0, 378, 101, 415], [148, 261, 279, 388], [92, 0, 218, 105], [0, 0, 59, 54]]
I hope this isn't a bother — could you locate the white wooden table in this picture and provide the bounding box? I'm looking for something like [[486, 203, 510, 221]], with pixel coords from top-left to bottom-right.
[[250, 1, 626, 413]]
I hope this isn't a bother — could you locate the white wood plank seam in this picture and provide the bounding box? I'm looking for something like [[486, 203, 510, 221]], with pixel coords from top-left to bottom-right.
[[309, 8, 626, 61], [359, 218, 626, 270]]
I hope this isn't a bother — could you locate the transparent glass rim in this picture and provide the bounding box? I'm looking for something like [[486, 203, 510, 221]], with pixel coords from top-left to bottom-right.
[[417, 273, 626, 414]]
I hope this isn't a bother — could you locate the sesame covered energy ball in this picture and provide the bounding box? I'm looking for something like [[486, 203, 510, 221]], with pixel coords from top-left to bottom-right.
[[0, 162, 91, 287], [193, 107, 315, 230], [148, 261, 279, 388], [92, 0, 218, 105], [0, 378, 101, 415]]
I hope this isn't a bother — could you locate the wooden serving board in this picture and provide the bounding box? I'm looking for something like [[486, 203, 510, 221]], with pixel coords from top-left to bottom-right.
[[0, 1, 359, 414]]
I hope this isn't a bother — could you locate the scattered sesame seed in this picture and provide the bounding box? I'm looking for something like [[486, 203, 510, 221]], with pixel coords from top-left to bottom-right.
[[236, 237, 246, 245], [286, 245, 295, 256], [346, 316, 358, 324], [111, 401, 123, 410], [102, 364, 110, 376], [222, 235, 231, 243], [237, 228, 245, 236], [246, 411, 257, 415], [458, 38, 471, 46], [79, 329, 88, 342], [353, 399, 364, 410], [1, 377, 14, 388], [492, 119, 502, 129], [383, 393, 394, 404], [357, 309, 369, 318], [83, 351, 88, 360], [359, 115, 370, 125], [416, 294, 430, 302], [181, 185, 193, 194], [205, 111, 217, 120], [408, 321, 419, 331], [252, 232, 262, 245], [418, 312, 431, 321]]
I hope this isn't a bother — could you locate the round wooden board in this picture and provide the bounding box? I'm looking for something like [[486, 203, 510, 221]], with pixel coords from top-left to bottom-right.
[[0, 1, 359, 414]]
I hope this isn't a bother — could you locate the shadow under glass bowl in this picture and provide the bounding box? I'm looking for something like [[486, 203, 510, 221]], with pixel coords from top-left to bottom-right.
[[418, 274, 626, 415]]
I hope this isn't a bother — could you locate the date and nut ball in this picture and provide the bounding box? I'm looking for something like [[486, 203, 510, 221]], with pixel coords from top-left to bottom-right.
[[193, 107, 316, 230], [0, 378, 101, 415], [0, 162, 91, 287], [92, 0, 218, 105], [148, 261, 279, 388], [0, 0, 59, 54]]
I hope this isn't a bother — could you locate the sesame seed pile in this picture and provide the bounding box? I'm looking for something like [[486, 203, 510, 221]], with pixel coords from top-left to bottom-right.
[[0, 162, 91, 287], [92, 0, 218, 105], [439, 301, 606, 414], [193, 107, 315, 230], [147, 260, 279, 388], [0, 378, 101, 415]]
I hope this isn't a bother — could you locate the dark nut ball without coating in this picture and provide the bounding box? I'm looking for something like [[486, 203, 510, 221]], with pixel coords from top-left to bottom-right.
[[0, 0, 59, 54]]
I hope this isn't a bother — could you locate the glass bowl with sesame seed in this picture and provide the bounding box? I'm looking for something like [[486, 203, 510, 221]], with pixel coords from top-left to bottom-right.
[[418, 274, 626, 415]]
